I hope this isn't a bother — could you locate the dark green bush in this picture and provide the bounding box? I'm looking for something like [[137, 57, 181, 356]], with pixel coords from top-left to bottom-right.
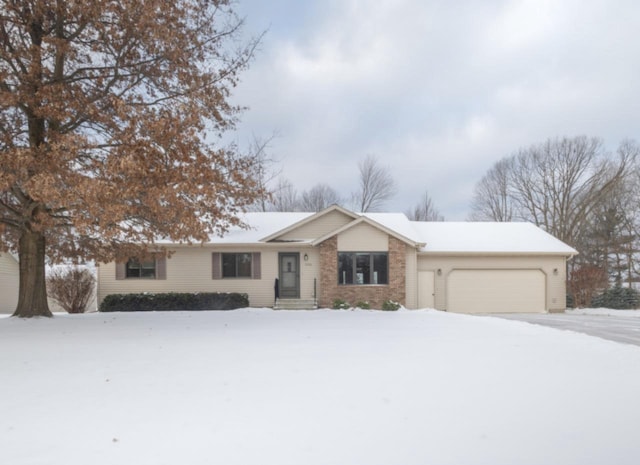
[[332, 298, 350, 310], [99, 292, 249, 312], [566, 294, 574, 309], [381, 300, 401, 311], [591, 287, 640, 310], [355, 301, 370, 309]]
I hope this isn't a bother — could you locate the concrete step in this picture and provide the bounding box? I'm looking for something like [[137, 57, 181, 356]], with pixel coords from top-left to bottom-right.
[[274, 299, 318, 310]]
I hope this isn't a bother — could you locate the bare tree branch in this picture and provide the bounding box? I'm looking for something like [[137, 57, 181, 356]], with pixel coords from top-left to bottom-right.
[[406, 190, 444, 221], [269, 178, 300, 212], [351, 154, 396, 212], [299, 184, 342, 212]]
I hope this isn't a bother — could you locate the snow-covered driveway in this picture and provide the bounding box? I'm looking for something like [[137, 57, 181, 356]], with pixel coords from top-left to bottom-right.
[[492, 310, 640, 346]]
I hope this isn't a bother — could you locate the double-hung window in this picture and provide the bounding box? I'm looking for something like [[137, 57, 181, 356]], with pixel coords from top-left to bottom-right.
[[126, 258, 156, 279], [338, 252, 388, 285], [222, 253, 252, 278]]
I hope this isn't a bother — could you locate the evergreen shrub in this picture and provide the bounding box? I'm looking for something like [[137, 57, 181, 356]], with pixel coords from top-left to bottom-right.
[[99, 292, 248, 312], [332, 298, 350, 309], [591, 287, 640, 310], [381, 300, 401, 311]]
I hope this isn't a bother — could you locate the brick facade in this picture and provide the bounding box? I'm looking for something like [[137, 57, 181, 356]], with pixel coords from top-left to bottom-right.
[[318, 235, 406, 309]]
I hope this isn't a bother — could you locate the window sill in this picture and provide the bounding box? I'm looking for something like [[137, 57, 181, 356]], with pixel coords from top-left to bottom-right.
[[337, 284, 389, 287]]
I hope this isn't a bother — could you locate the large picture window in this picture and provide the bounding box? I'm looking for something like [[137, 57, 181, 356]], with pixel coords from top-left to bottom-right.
[[222, 253, 252, 278], [338, 252, 388, 285], [126, 258, 156, 279]]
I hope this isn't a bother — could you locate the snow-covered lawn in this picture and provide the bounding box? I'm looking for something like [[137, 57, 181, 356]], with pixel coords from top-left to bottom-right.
[[2, 308, 640, 465]]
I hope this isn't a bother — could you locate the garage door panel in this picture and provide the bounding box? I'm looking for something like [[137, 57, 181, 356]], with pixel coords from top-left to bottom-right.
[[448, 269, 545, 314]]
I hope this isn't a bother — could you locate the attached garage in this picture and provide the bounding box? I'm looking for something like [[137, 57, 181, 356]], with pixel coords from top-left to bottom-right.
[[447, 269, 546, 314], [411, 222, 577, 314]]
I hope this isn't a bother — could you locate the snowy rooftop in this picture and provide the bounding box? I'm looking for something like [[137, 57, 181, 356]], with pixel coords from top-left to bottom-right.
[[209, 212, 314, 243], [413, 221, 577, 254], [363, 212, 423, 244], [200, 211, 576, 255]]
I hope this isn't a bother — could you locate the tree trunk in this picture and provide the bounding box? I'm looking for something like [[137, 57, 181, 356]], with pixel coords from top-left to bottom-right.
[[13, 229, 52, 318]]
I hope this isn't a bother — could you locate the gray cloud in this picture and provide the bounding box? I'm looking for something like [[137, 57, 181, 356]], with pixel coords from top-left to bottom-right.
[[231, 0, 640, 218]]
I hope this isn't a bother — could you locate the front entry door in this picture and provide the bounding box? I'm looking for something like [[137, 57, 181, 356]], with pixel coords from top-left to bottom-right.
[[279, 253, 300, 298]]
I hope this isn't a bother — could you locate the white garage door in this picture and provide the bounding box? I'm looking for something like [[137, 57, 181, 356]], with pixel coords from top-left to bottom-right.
[[447, 269, 546, 314]]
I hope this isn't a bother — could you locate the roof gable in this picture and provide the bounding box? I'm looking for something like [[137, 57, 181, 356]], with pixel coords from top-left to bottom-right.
[[260, 205, 358, 242], [311, 215, 424, 248]]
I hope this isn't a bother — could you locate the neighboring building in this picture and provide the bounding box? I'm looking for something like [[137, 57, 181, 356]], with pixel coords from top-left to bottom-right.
[[0, 252, 19, 314], [97, 206, 577, 313]]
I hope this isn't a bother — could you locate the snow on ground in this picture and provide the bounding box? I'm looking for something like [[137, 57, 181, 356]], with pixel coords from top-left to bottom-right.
[[567, 307, 640, 317], [2, 308, 640, 465]]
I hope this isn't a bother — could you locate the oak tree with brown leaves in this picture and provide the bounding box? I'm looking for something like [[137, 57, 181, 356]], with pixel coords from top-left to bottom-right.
[[0, 0, 262, 317]]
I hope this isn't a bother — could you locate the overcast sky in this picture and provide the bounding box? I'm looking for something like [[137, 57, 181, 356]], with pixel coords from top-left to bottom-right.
[[230, 0, 640, 219]]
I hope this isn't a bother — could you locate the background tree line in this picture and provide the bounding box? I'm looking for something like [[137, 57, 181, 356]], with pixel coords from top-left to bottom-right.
[[469, 136, 640, 306], [249, 148, 444, 220]]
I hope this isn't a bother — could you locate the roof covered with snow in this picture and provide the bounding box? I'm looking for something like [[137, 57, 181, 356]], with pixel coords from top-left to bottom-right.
[[208, 212, 314, 244], [362, 213, 424, 244], [196, 208, 576, 255], [412, 221, 577, 255]]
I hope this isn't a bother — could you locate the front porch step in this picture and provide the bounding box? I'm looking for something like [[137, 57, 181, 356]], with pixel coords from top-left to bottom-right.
[[274, 298, 318, 310]]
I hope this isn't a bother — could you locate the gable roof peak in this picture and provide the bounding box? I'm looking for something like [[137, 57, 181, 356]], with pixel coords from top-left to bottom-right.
[[259, 204, 359, 242]]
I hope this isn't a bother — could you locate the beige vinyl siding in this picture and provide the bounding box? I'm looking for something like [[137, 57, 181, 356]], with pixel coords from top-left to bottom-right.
[[405, 248, 418, 309], [417, 254, 568, 312], [277, 210, 354, 241], [299, 249, 321, 301], [417, 271, 436, 309], [337, 223, 388, 251], [97, 246, 319, 308], [0, 253, 19, 314]]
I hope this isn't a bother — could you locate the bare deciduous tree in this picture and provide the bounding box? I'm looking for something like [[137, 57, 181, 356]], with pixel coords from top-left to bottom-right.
[[406, 191, 444, 221], [246, 134, 281, 212], [269, 178, 300, 212], [469, 136, 640, 289], [351, 155, 396, 212], [468, 158, 514, 221], [509, 136, 632, 244], [299, 184, 342, 212], [469, 137, 634, 245], [46, 267, 95, 314], [0, 0, 262, 317]]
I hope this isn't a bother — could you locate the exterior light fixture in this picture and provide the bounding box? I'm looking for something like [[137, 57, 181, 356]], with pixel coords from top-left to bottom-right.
[[553, 268, 558, 275], [304, 253, 309, 261], [437, 268, 442, 276]]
